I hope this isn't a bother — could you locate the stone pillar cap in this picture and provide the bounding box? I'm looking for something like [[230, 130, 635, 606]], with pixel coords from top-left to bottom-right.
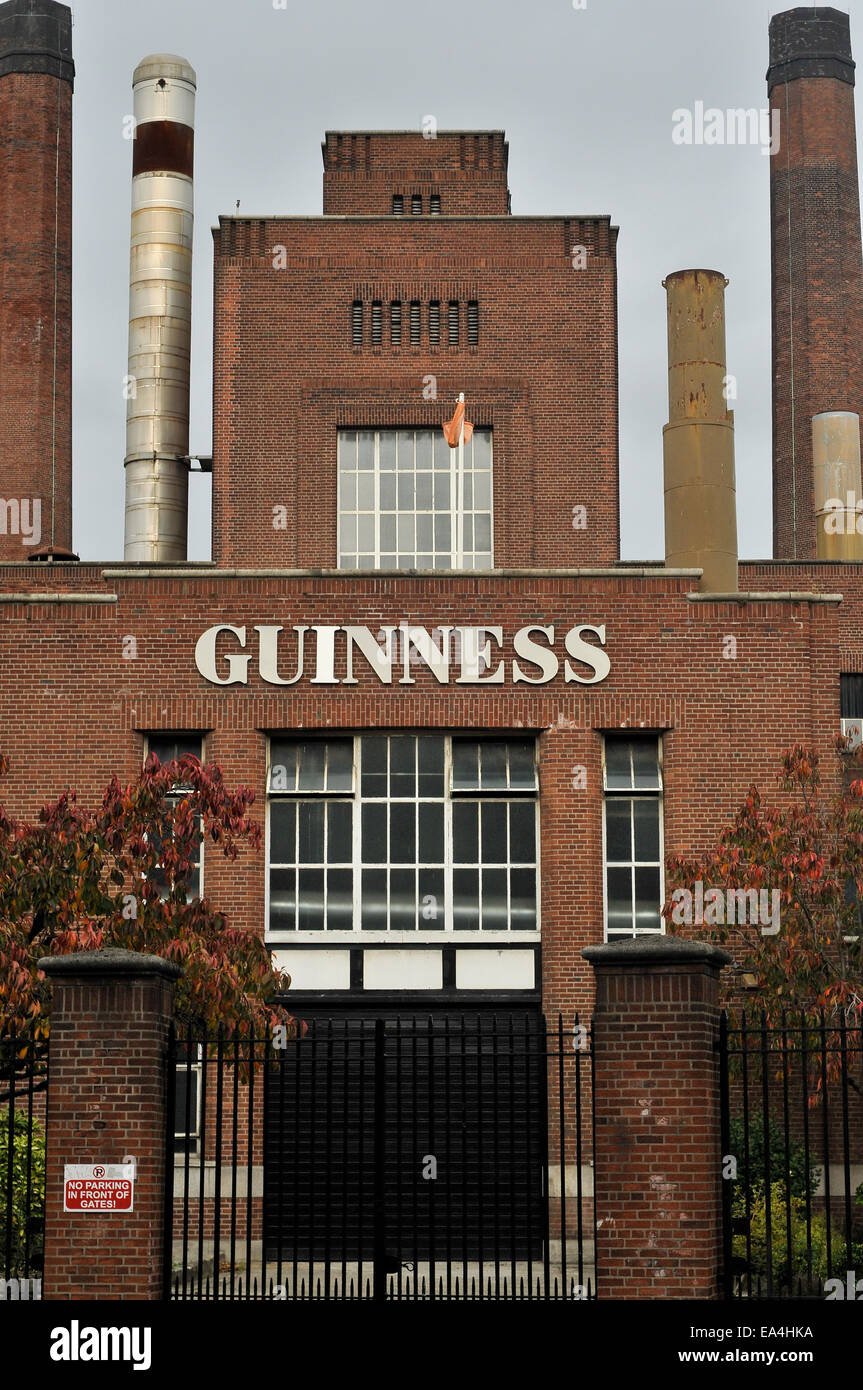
[[38, 947, 182, 980], [583, 935, 731, 967]]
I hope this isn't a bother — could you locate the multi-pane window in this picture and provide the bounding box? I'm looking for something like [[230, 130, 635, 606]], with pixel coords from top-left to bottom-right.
[[145, 734, 204, 900], [267, 735, 538, 934], [410, 300, 421, 345], [390, 300, 402, 345], [338, 427, 493, 569], [468, 301, 479, 345], [603, 736, 663, 938], [429, 300, 440, 345], [371, 301, 382, 345], [448, 300, 459, 345]]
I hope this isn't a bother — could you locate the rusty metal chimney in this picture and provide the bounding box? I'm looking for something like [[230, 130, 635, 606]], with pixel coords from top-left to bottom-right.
[[123, 54, 196, 562], [812, 411, 863, 559], [662, 269, 738, 593]]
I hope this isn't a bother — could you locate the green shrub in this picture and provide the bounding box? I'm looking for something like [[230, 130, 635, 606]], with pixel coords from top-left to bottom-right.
[[728, 1114, 821, 1202], [0, 1107, 45, 1275], [734, 1182, 863, 1289]]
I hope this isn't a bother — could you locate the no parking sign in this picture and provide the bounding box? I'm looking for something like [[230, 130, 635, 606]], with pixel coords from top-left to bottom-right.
[[63, 1163, 135, 1212]]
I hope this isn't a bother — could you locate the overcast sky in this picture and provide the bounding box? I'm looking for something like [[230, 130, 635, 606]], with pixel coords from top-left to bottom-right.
[[67, 0, 863, 563]]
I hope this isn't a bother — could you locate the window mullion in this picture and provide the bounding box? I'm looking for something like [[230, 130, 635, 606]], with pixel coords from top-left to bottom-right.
[[445, 737, 453, 932]]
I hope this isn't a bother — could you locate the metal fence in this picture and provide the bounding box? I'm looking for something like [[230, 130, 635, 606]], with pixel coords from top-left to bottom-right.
[[165, 1012, 596, 1301], [0, 1029, 47, 1290], [720, 1011, 863, 1300]]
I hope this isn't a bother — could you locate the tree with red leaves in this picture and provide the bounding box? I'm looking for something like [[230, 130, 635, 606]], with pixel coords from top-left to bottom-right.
[[663, 742, 863, 1091], [0, 750, 298, 1042]]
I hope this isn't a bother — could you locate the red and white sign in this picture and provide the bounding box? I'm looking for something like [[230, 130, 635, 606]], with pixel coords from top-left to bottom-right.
[[63, 1163, 134, 1212]]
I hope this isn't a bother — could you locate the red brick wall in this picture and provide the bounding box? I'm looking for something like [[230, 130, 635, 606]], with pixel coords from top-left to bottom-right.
[[0, 71, 72, 559], [0, 564, 841, 1023], [321, 132, 510, 215], [211, 214, 619, 570]]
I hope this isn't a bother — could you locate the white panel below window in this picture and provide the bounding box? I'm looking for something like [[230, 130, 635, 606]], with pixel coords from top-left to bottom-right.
[[363, 950, 443, 990], [271, 949, 351, 990], [455, 949, 535, 990]]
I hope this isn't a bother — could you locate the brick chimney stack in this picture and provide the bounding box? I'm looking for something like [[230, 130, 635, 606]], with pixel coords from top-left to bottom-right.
[[768, 7, 863, 560], [0, 0, 74, 560]]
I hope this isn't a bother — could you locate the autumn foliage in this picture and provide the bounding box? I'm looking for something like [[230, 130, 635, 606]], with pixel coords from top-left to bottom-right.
[[0, 751, 298, 1042], [663, 742, 863, 1029]]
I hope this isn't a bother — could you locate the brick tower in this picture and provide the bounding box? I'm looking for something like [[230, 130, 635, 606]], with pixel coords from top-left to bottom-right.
[[0, 0, 73, 559], [768, 7, 863, 559]]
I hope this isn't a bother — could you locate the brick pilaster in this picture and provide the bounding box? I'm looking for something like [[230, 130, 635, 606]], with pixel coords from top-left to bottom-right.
[[39, 949, 180, 1300], [583, 936, 730, 1300]]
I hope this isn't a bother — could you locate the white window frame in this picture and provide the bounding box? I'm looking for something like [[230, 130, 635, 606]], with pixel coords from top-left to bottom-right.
[[601, 734, 665, 941], [265, 733, 539, 942], [336, 427, 494, 571]]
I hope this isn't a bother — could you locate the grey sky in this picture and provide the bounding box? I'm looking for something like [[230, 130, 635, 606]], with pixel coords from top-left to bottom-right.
[[68, 0, 861, 563]]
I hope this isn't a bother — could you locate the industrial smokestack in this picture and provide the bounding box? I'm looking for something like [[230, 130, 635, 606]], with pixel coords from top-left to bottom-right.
[[812, 412, 863, 560], [0, 0, 74, 561], [768, 8, 863, 560], [123, 54, 196, 562], [662, 269, 738, 593]]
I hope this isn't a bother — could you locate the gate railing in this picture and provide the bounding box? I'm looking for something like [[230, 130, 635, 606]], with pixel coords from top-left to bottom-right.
[[0, 1029, 47, 1292], [720, 1010, 863, 1300], [165, 1013, 596, 1301]]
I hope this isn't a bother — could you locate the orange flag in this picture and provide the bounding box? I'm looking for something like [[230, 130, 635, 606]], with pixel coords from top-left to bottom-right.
[[442, 397, 474, 448]]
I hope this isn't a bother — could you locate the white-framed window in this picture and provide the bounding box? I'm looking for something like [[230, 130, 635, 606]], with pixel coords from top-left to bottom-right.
[[337, 427, 493, 570], [144, 733, 204, 901], [602, 735, 664, 939], [266, 734, 538, 937]]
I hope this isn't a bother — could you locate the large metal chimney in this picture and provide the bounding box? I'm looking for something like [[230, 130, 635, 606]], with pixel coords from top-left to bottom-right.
[[123, 54, 196, 562], [662, 269, 738, 593]]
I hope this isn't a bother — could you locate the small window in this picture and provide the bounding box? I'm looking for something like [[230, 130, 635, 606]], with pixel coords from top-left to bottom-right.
[[430, 194, 441, 215], [371, 301, 382, 346], [145, 733, 204, 901], [351, 300, 363, 346], [390, 300, 402, 346], [410, 301, 421, 346], [429, 300, 440, 346], [468, 301, 479, 345], [841, 674, 863, 718], [174, 1041, 202, 1156], [448, 300, 459, 346], [411, 194, 422, 215], [392, 194, 404, 216], [452, 739, 537, 794]]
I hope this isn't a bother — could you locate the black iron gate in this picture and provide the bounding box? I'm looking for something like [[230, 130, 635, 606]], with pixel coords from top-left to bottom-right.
[[719, 1011, 863, 1300], [165, 1011, 596, 1301]]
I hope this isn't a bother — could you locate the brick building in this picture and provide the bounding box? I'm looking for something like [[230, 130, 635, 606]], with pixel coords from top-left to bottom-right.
[[2, 1, 863, 1284]]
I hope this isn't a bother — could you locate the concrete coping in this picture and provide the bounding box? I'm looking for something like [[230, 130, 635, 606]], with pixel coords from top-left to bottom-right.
[[583, 935, 731, 968], [39, 948, 182, 980], [0, 593, 118, 604], [99, 566, 703, 581], [686, 591, 843, 604]]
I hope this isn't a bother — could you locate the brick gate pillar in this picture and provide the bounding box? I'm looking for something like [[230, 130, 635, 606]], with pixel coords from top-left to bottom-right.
[[583, 936, 730, 1300], [39, 949, 181, 1300]]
